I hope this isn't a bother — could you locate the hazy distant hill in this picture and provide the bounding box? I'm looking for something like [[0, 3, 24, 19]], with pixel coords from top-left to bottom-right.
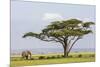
[[11, 48, 95, 55]]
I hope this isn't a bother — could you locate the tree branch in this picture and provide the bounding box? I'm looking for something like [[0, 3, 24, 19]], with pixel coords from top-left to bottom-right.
[[67, 36, 80, 53], [67, 36, 75, 45]]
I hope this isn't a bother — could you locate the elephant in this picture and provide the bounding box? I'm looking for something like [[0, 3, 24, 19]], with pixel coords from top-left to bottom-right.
[[21, 50, 32, 60]]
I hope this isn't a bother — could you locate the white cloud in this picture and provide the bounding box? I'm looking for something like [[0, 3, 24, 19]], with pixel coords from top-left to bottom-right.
[[43, 13, 63, 21], [71, 17, 94, 22], [83, 17, 95, 22]]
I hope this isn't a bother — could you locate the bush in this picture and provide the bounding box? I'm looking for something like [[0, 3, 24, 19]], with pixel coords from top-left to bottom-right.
[[51, 56, 56, 59], [61, 55, 64, 58], [46, 56, 51, 59], [39, 56, 45, 59], [30, 58, 34, 60], [78, 54, 82, 58], [90, 54, 95, 57], [57, 55, 61, 58], [46, 56, 56, 59]]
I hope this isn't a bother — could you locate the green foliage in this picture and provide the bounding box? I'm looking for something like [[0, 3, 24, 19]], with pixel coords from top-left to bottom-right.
[[82, 22, 94, 28], [23, 19, 94, 39], [89, 54, 95, 57], [46, 56, 51, 59], [30, 58, 34, 60], [57, 55, 61, 58], [78, 54, 82, 58], [61, 55, 64, 57], [51, 56, 56, 59], [46, 56, 56, 59], [23, 32, 39, 38], [39, 56, 45, 59]]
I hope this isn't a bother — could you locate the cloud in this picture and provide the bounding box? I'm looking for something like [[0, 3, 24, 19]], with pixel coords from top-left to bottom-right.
[[43, 13, 63, 21], [83, 17, 95, 22]]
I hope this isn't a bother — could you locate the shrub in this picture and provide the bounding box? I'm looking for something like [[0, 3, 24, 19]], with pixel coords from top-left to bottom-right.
[[61, 55, 64, 58], [90, 54, 95, 57], [30, 58, 34, 60], [46, 56, 56, 59], [57, 55, 61, 58], [46, 56, 51, 59], [51, 56, 56, 59], [78, 54, 82, 58], [39, 56, 45, 59]]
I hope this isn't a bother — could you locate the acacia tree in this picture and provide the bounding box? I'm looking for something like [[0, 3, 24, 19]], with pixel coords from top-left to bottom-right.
[[23, 19, 94, 57]]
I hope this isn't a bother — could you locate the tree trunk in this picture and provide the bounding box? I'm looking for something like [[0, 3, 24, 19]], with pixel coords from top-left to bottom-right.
[[64, 48, 67, 57], [63, 46, 69, 58], [63, 37, 69, 58]]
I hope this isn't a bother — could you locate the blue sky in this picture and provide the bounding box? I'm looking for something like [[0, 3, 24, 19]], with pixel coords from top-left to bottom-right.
[[11, 1, 95, 50]]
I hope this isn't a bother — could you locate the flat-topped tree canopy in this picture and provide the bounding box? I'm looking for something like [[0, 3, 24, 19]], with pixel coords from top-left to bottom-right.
[[23, 18, 94, 57], [23, 19, 94, 38]]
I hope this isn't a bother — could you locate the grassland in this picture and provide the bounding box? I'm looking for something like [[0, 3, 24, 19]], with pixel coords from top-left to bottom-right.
[[10, 52, 95, 67]]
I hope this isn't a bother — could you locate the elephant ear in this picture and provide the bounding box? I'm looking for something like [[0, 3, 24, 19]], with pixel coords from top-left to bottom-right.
[[22, 51, 26, 57], [26, 51, 31, 55]]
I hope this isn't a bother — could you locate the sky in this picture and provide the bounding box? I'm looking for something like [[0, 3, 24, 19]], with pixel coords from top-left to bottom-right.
[[11, 1, 95, 50]]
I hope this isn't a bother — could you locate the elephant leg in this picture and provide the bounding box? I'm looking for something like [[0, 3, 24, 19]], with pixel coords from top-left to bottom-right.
[[29, 55, 31, 59], [26, 56, 28, 60]]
